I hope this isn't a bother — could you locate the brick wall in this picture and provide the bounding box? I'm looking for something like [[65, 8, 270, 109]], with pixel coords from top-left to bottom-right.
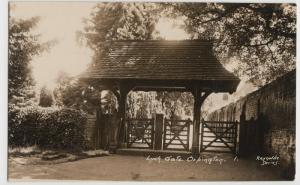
[[208, 70, 296, 179]]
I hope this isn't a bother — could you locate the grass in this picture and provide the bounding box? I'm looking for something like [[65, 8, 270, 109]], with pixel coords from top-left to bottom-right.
[[8, 145, 42, 157], [8, 146, 109, 165]]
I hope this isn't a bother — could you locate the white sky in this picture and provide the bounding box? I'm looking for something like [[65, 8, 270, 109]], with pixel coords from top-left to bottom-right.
[[10, 2, 95, 90], [10, 2, 189, 90]]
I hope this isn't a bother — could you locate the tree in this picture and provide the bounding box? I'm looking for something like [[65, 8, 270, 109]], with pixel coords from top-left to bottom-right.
[[78, 2, 161, 67], [8, 17, 54, 101], [39, 86, 53, 107], [156, 92, 194, 119], [166, 3, 296, 85], [53, 72, 95, 111]]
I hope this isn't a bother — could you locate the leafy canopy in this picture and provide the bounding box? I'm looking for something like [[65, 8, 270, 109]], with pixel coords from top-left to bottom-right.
[[166, 3, 296, 85], [78, 2, 161, 66]]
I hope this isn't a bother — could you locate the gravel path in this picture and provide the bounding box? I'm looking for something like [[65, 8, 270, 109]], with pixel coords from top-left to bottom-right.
[[8, 153, 283, 181]]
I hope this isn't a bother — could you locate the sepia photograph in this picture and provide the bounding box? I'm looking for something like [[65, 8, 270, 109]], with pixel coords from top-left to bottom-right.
[[4, 0, 297, 182]]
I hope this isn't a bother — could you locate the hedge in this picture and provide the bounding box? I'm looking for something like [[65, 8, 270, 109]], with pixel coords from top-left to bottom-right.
[[8, 105, 87, 150]]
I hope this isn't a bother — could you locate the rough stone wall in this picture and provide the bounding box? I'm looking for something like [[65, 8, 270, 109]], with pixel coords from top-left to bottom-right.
[[208, 70, 296, 179]]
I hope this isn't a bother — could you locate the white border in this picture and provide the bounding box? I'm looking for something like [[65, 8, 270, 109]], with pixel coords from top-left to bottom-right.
[[0, 0, 299, 185]]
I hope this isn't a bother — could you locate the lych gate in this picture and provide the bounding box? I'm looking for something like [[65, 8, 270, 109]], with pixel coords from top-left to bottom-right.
[[80, 40, 240, 156]]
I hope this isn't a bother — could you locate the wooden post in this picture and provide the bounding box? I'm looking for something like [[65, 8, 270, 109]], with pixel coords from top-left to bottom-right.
[[107, 83, 131, 152], [106, 86, 120, 153], [117, 85, 131, 148], [95, 107, 102, 149], [199, 118, 205, 152], [238, 111, 246, 157], [106, 86, 127, 152], [192, 88, 211, 156], [108, 111, 119, 153], [192, 88, 201, 156], [154, 114, 164, 150], [234, 120, 238, 155]]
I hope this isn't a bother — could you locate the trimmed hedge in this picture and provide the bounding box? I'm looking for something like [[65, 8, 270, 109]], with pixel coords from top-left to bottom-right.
[[8, 105, 87, 150]]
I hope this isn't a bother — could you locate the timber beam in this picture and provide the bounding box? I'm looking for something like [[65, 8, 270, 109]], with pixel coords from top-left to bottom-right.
[[191, 88, 211, 157]]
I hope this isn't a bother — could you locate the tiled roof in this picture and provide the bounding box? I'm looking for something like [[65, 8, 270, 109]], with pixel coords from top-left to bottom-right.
[[80, 40, 239, 82]]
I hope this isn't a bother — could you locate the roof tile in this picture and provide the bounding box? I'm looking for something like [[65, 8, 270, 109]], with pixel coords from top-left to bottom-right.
[[80, 40, 239, 81]]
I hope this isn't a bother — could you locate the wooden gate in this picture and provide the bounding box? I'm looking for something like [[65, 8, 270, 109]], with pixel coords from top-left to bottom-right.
[[163, 119, 191, 151], [126, 118, 154, 149], [200, 121, 238, 154]]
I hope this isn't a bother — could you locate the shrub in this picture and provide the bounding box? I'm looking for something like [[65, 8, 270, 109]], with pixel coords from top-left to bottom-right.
[[39, 86, 53, 107], [8, 105, 87, 150]]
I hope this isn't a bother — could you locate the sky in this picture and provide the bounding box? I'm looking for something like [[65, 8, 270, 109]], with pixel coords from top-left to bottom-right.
[[10, 2, 95, 90], [10, 2, 189, 90]]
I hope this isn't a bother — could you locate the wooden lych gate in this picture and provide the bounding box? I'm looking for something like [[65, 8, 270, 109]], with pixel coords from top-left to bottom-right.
[[79, 40, 240, 155]]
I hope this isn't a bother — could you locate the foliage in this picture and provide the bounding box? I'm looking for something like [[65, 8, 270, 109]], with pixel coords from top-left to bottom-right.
[[101, 90, 118, 114], [53, 71, 120, 115], [53, 71, 103, 113], [8, 104, 87, 150], [155, 92, 194, 119], [39, 86, 53, 107], [126, 91, 194, 119], [78, 2, 162, 67], [166, 3, 296, 85], [126, 92, 155, 118], [8, 17, 54, 100]]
